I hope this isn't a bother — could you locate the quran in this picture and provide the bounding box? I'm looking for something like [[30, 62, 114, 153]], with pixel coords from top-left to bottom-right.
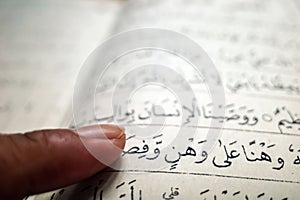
[[0, 0, 299, 199]]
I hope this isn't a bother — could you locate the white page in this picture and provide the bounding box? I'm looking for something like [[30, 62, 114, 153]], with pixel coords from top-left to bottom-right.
[[32, 0, 300, 199], [0, 0, 122, 133]]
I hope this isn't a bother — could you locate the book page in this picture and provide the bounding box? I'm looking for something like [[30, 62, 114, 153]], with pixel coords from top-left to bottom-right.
[[32, 0, 300, 199], [0, 0, 122, 133]]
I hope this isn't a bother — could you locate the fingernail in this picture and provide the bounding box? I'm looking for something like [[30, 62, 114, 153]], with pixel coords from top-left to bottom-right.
[[80, 127, 126, 166], [75, 124, 125, 139]]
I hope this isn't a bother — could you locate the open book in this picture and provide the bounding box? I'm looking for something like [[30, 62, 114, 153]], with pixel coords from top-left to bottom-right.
[[1, 0, 299, 199]]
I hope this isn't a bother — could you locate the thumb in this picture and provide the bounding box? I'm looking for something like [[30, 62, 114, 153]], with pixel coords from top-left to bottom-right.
[[0, 124, 126, 200]]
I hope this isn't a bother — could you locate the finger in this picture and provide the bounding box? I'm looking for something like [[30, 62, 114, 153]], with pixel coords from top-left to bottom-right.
[[0, 124, 126, 200]]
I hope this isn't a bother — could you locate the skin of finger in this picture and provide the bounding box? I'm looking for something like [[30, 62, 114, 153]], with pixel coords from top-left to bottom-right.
[[0, 129, 125, 200]]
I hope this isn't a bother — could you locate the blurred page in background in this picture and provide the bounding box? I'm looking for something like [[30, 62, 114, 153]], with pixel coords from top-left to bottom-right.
[[0, 0, 123, 132]]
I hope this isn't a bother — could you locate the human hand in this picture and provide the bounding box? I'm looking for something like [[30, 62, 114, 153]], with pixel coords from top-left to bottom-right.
[[0, 124, 126, 200]]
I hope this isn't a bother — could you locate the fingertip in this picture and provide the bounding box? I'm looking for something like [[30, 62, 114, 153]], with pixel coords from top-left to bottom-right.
[[0, 125, 127, 199], [113, 132, 126, 151]]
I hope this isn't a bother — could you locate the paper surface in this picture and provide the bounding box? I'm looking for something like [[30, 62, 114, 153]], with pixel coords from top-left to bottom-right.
[[0, 0, 122, 133], [26, 0, 300, 199]]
